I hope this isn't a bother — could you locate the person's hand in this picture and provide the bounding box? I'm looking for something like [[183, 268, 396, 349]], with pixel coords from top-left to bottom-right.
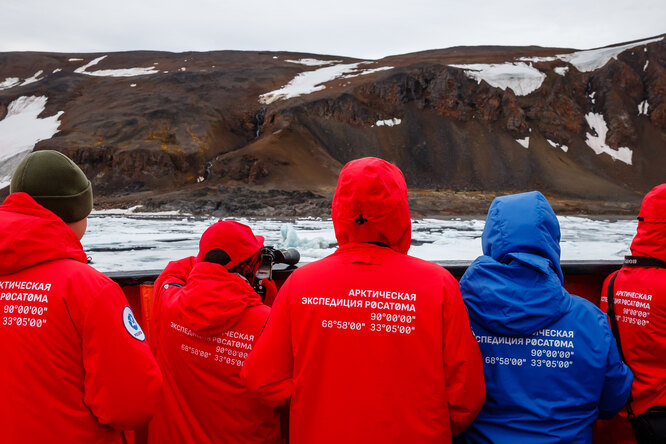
[[261, 279, 278, 307]]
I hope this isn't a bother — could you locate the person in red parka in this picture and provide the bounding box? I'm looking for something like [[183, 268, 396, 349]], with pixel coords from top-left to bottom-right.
[[242, 157, 485, 444], [0, 150, 163, 444], [597, 183, 666, 444], [148, 220, 281, 444]]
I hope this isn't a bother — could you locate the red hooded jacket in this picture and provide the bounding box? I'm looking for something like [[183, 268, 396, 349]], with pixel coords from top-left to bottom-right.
[[598, 183, 666, 443], [0, 193, 162, 444], [148, 254, 280, 443], [242, 157, 485, 444]]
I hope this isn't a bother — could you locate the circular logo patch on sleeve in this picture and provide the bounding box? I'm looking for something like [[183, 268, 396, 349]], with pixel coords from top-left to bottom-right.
[[123, 306, 146, 341]]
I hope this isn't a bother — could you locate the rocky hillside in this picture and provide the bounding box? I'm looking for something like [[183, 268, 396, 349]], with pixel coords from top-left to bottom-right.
[[0, 35, 664, 216]]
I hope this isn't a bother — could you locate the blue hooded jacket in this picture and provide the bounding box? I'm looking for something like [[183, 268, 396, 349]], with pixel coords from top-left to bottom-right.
[[456, 191, 632, 444]]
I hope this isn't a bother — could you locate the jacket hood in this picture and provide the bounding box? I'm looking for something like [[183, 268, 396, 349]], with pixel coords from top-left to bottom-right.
[[331, 157, 411, 254], [176, 261, 263, 336], [0, 193, 87, 275], [460, 191, 570, 336], [630, 183, 666, 263]]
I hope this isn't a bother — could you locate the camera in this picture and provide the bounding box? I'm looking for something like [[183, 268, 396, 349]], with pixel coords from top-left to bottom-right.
[[254, 247, 300, 301]]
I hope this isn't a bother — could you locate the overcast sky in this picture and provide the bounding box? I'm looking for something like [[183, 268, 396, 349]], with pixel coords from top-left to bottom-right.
[[2, 0, 664, 59]]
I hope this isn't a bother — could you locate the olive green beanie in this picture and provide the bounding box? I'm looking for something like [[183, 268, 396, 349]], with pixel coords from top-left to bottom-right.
[[10, 150, 93, 223]]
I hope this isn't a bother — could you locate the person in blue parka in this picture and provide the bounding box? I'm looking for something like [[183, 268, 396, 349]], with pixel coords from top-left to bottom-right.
[[455, 191, 633, 444]]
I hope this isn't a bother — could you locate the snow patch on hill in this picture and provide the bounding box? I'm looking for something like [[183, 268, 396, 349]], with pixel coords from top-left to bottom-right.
[[558, 36, 663, 72], [554, 66, 569, 76], [0, 96, 63, 187], [547, 138, 568, 152], [584, 113, 632, 164], [0, 77, 21, 91], [21, 70, 44, 86], [450, 62, 546, 96], [74, 55, 160, 77], [516, 136, 530, 148], [375, 118, 401, 127], [286, 58, 341, 66], [259, 62, 393, 104]]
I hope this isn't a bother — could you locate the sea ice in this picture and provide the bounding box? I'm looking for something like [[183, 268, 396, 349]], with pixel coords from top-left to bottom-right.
[[81, 215, 636, 273]]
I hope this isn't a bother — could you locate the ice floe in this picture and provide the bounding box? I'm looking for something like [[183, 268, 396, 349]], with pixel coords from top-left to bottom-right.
[[81, 215, 637, 273]]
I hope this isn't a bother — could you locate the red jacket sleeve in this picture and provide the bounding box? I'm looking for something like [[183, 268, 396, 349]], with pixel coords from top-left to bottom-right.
[[442, 274, 486, 436], [153, 257, 195, 292], [82, 281, 163, 429], [241, 277, 294, 406]]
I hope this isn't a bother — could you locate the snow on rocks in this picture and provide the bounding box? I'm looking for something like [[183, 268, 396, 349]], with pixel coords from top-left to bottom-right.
[[375, 118, 401, 127], [449, 62, 546, 96], [557, 36, 663, 72], [554, 66, 569, 76], [584, 113, 632, 164], [547, 138, 568, 152], [21, 71, 45, 86], [74, 56, 108, 73], [286, 58, 341, 66], [638, 100, 649, 116], [74, 55, 160, 77], [259, 62, 393, 104], [516, 136, 530, 148], [1, 71, 46, 91], [0, 96, 63, 187], [517, 56, 557, 63], [86, 66, 161, 77], [0, 77, 21, 91]]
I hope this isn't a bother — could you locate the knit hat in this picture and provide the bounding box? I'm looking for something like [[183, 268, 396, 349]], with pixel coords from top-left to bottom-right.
[[10, 150, 93, 223], [197, 220, 264, 270]]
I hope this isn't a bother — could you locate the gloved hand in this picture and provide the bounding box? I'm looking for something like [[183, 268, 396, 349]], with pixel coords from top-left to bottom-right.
[[261, 279, 278, 307]]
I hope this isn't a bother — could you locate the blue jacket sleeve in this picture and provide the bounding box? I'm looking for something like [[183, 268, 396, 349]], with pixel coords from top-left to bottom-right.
[[598, 322, 633, 420]]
